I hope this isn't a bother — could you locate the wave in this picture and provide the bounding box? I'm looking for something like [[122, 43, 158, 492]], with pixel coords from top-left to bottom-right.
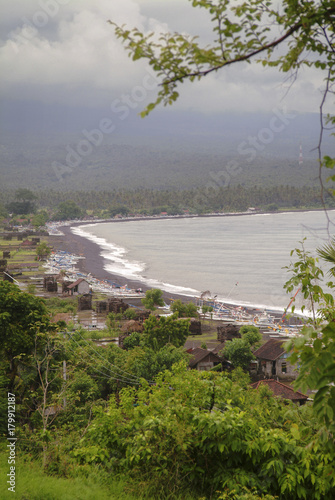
[[71, 225, 200, 297]]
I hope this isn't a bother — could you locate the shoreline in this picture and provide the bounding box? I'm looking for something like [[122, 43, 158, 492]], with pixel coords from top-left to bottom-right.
[[52, 206, 333, 231], [49, 225, 195, 305], [48, 212, 299, 315]]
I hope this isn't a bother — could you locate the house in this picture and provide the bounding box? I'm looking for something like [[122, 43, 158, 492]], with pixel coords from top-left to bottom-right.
[[253, 339, 297, 380], [250, 379, 309, 405], [188, 347, 222, 371], [63, 278, 90, 296]]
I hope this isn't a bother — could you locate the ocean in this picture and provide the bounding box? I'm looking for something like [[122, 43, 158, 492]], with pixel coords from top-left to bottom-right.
[[72, 210, 335, 311]]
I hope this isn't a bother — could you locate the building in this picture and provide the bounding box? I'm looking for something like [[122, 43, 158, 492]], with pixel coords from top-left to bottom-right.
[[253, 339, 297, 380], [63, 278, 90, 296], [250, 379, 309, 405], [188, 347, 222, 371]]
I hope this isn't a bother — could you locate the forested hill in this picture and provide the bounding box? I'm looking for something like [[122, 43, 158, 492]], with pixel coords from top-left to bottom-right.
[[0, 136, 326, 191], [0, 108, 332, 191]]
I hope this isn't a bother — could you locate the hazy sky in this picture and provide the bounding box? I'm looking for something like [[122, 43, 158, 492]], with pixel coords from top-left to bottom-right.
[[0, 0, 332, 117]]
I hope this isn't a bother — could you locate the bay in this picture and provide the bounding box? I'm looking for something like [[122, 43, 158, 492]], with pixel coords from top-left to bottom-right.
[[73, 210, 335, 310]]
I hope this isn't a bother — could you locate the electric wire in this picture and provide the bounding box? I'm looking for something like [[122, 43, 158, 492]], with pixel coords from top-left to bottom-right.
[[68, 329, 155, 384], [66, 332, 143, 385]]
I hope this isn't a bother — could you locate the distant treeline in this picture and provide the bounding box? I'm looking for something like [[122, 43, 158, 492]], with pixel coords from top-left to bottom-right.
[[1, 185, 334, 218]]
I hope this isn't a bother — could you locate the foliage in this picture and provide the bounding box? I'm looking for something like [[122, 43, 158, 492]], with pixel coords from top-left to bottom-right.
[[77, 365, 335, 499], [32, 209, 49, 228], [284, 240, 335, 437], [141, 288, 164, 310], [6, 188, 37, 214], [122, 332, 142, 350], [36, 241, 52, 258], [110, 0, 335, 116], [54, 200, 83, 220], [171, 299, 198, 318], [0, 282, 53, 386], [123, 308, 137, 320], [141, 314, 190, 350], [126, 345, 190, 381], [0, 445, 139, 500], [239, 325, 262, 348], [284, 239, 335, 325], [223, 338, 256, 370]]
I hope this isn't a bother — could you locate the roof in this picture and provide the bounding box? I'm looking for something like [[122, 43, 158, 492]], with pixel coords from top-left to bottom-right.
[[253, 339, 286, 361], [188, 348, 222, 368], [212, 342, 226, 355], [250, 379, 308, 401], [66, 278, 87, 289]]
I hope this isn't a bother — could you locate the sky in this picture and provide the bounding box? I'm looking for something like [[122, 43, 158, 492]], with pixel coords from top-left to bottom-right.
[[0, 0, 332, 117]]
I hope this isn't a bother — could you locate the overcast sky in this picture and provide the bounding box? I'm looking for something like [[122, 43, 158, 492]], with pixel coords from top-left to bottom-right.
[[0, 0, 333, 117]]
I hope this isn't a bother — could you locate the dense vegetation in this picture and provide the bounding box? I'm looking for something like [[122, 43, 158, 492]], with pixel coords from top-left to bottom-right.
[[1, 184, 333, 221], [1, 277, 335, 499]]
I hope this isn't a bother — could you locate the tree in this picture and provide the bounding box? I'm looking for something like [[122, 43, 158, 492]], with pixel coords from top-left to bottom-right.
[[110, 1, 335, 117], [7, 188, 37, 215], [142, 314, 190, 350], [284, 241, 335, 436], [223, 337, 255, 370], [111, 0, 335, 210], [171, 299, 198, 318], [77, 365, 335, 499], [32, 210, 49, 228], [239, 325, 262, 348], [54, 201, 82, 221], [36, 241, 52, 260], [141, 288, 165, 310], [0, 282, 53, 388]]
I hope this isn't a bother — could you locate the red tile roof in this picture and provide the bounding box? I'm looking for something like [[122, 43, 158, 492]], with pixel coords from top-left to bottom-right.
[[250, 379, 308, 402], [253, 339, 286, 361]]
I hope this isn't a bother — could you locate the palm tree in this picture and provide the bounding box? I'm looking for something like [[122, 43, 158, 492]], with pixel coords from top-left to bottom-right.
[[317, 237, 335, 277]]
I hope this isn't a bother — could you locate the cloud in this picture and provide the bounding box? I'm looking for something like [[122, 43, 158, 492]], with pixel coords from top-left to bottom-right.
[[0, 0, 332, 115]]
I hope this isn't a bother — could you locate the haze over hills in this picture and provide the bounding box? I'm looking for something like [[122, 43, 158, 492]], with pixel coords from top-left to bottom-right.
[[0, 101, 332, 192]]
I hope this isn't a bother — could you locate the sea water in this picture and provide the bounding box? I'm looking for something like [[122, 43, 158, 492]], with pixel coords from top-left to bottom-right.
[[72, 210, 335, 310]]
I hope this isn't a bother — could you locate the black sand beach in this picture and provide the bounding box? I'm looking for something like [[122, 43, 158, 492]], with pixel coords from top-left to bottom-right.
[[48, 221, 290, 320], [50, 223, 194, 304]]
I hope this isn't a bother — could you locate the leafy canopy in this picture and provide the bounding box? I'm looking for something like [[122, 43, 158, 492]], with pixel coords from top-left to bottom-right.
[[110, 0, 335, 117], [141, 288, 164, 310]]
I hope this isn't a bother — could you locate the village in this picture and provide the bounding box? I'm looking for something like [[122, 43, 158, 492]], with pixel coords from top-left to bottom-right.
[[0, 223, 311, 407]]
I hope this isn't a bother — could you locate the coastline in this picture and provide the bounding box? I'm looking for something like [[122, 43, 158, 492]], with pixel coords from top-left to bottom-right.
[[47, 207, 332, 315], [50, 225, 194, 304]]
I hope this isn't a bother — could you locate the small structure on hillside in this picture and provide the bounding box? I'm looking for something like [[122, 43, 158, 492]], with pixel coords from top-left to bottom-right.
[[43, 275, 58, 293], [3, 251, 10, 259], [95, 297, 129, 314], [78, 293, 93, 311], [253, 339, 297, 380], [250, 379, 309, 405], [21, 239, 34, 247], [0, 259, 7, 272], [217, 323, 241, 342], [188, 347, 222, 371], [63, 278, 90, 296], [188, 318, 202, 335]]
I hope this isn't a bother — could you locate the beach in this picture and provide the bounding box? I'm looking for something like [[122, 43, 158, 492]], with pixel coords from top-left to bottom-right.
[[49, 223, 194, 304]]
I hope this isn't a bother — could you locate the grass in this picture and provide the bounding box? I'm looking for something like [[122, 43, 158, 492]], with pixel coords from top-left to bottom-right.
[[0, 451, 142, 500]]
